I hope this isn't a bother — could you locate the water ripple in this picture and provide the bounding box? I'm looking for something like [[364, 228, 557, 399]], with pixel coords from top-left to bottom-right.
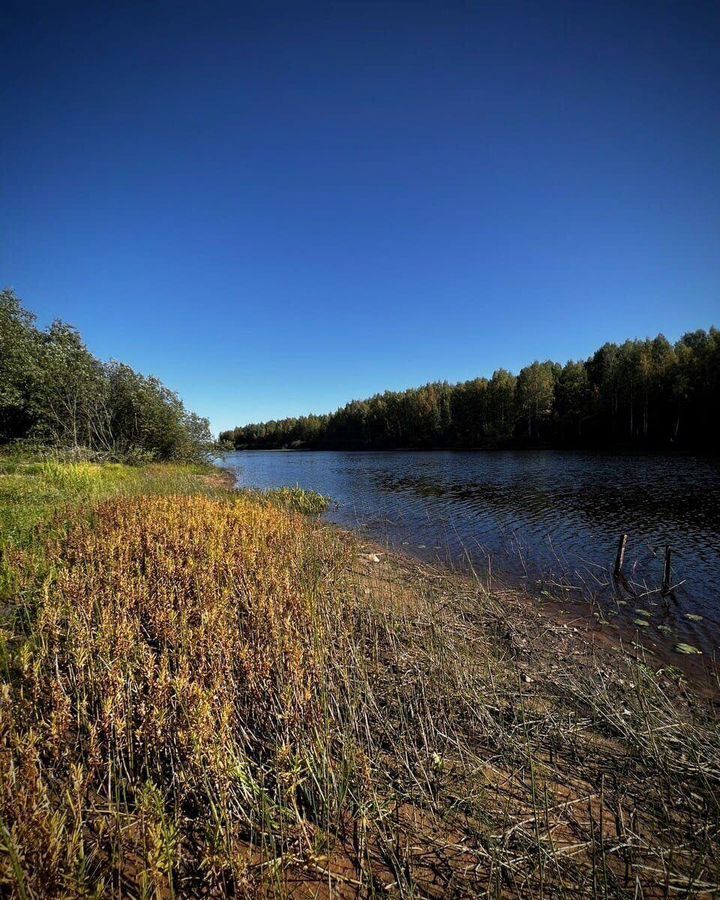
[[218, 450, 720, 656]]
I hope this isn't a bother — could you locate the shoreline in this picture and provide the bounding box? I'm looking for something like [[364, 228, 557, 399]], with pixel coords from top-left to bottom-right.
[[219, 462, 719, 695], [343, 529, 720, 699], [3, 454, 718, 895], [220, 445, 720, 458]]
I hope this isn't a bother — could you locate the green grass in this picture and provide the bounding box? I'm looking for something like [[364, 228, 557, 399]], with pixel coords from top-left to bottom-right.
[[245, 485, 331, 515], [0, 453, 329, 535], [0, 453, 217, 543]]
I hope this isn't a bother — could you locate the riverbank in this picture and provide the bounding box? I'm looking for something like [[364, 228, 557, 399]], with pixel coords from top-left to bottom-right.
[[1, 455, 718, 897], [217, 448, 720, 662]]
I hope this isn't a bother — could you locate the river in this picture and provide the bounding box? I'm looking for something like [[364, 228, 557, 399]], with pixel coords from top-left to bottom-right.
[[217, 450, 720, 659]]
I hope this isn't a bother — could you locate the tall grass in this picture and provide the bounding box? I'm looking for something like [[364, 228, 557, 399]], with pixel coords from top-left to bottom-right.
[[1, 493, 340, 895], [0, 455, 718, 896]]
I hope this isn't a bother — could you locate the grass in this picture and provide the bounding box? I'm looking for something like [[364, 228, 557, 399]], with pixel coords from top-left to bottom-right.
[[0, 453, 718, 897]]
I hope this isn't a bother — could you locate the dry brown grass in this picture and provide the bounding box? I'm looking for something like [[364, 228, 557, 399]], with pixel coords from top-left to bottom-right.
[[1, 493, 347, 897], [337, 553, 720, 897]]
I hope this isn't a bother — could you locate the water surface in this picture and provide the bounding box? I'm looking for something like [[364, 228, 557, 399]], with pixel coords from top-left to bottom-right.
[[218, 450, 720, 657]]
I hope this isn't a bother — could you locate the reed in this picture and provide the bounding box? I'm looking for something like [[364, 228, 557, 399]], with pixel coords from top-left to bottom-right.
[[0, 454, 717, 897]]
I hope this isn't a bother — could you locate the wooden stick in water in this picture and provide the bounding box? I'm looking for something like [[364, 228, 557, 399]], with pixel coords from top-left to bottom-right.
[[614, 534, 628, 579], [662, 546, 672, 595]]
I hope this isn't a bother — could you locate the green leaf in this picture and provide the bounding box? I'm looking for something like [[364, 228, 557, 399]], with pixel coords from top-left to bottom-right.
[[673, 642, 702, 655]]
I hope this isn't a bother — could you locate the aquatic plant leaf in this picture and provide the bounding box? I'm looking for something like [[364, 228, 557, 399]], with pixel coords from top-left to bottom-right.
[[673, 642, 702, 655]]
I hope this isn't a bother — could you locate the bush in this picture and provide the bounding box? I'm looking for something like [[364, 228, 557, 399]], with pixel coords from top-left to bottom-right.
[[0, 290, 212, 460]]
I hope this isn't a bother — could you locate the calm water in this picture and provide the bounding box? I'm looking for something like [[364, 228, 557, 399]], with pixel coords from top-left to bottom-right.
[[218, 451, 720, 656]]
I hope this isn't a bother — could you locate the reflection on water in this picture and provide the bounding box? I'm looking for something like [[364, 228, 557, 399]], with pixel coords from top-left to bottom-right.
[[217, 450, 720, 656]]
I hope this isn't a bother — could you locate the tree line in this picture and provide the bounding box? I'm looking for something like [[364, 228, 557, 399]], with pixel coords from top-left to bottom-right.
[[1, 290, 211, 460], [221, 328, 719, 452]]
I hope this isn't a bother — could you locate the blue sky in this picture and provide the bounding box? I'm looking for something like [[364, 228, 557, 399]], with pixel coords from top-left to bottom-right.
[[2, 0, 718, 434]]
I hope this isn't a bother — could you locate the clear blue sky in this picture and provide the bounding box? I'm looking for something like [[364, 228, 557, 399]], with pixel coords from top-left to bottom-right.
[[2, 1, 718, 435]]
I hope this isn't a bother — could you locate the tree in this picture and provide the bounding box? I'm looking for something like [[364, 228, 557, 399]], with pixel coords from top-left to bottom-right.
[[556, 361, 592, 439], [223, 329, 718, 452], [0, 289, 42, 442], [516, 362, 556, 440], [34, 321, 108, 448], [587, 342, 620, 439], [487, 369, 517, 441], [451, 378, 488, 446], [0, 291, 211, 460]]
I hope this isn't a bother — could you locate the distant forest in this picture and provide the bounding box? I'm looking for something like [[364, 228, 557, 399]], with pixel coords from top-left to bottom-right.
[[222, 328, 720, 452], [1, 290, 211, 460]]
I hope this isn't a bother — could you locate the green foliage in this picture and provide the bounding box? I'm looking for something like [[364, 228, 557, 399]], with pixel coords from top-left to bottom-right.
[[222, 327, 720, 451], [0, 453, 222, 546], [674, 642, 702, 655], [0, 290, 43, 441], [252, 486, 330, 515], [0, 290, 211, 460], [516, 360, 557, 439]]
